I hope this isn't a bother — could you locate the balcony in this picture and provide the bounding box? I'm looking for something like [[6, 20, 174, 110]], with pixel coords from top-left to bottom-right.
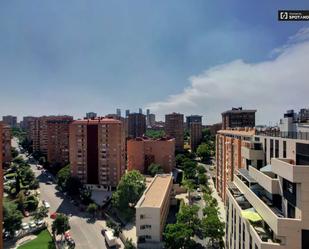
[[248, 166, 280, 194], [234, 171, 301, 235], [272, 158, 309, 183], [241, 141, 264, 160]]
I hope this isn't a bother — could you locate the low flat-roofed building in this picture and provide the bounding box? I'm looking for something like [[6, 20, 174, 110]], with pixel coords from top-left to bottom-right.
[[135, 174, 173, 248]]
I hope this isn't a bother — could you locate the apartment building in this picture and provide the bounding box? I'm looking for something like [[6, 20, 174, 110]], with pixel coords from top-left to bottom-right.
[[127, 137, 175, 174], [29, 116, 73, 166], [20, 116, 36, 132], [105, 114, 128, 139], [279, 109, 309, 134], [2, 115, 17, 128], [225, 131, 309, 249], [186, 115, 202, 129], [189, 121, 202, 152], [47, 118, 73, 166], [165, 113, 184, 152], [0, 123, 3, 249], [222, 107, 256, 130], [216, 128, 258, 202], [0, 122, 12, 168], [69, 118, 125, 190], [136, 174, 173, 248], [128, 113, 146, 138]]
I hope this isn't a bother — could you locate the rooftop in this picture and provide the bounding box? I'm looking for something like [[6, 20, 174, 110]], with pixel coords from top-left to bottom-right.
[[222, 108, 256, 115], [73, 117, 121, 124], [218, 128, 256, 136], [136, 174, 172, 208], [128, 136, 175, 142]]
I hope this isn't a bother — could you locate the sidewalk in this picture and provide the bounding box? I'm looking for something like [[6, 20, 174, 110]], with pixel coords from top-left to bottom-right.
[[208, 175, 226, 222]]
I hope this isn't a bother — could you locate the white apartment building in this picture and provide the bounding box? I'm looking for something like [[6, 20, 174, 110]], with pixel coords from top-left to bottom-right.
[[226, 132, 309, 249], [135, 174, 173, 249]]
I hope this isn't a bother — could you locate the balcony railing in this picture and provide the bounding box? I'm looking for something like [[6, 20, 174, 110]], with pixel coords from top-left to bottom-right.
[[256, 130, 309, 141]]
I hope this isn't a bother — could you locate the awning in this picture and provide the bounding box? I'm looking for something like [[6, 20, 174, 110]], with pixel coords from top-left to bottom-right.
[[241, 210, 262, 223], [260, 164, 272, 172]]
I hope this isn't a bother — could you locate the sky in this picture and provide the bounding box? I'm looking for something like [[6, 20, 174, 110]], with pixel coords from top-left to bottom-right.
[[0, 1, 308, 125]]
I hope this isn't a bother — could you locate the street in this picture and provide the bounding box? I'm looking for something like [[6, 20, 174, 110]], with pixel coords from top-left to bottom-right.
[[29, 160, 109, 249]]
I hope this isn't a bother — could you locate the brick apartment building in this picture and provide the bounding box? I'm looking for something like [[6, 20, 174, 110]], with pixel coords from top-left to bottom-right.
[[165, 113, 184, 152], [189, 121, 202, 152], [128, 113, 146, 138], [2, 115, 17, 128], [69, 118, 125, 189], [0, 123, 3, 249], [127, 137, 175, 174], [29, 116, 73, 166], [222, 107, 256, 130], [1, 122, 12, 168]]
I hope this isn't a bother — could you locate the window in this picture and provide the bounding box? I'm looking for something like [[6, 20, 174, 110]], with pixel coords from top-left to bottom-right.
[[287, 202, 296, 218], [283, 141, 287, 158], [296, 143, 309, 165], [270, 139, 274, 158], [275, 140, 279, 158], [302, 229, 309, 249]]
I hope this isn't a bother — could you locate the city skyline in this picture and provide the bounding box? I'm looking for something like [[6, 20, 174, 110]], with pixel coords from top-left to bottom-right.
[[0, 1, 308, 124]]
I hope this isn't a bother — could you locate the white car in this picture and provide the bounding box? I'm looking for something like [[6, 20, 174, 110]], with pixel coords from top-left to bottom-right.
[[29, 221, 36, 228], [14, 230, 21, 237], [21, 223, 29, 230], [35, 219, 44, 226], [42, 200, 50, 208]]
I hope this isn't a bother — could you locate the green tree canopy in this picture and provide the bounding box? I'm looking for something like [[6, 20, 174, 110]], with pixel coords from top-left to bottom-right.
[[52, 213, 70, 238], [87, 203, 98, 217], [147, 163, 164, 176], [176, 204, 200, 232], [112, 170, 146, 212], [182, 160, 197, 179], [196, 143, 212, 162], [164, 223, 193, 249], [124, 238, 135, 249], [33, 206, 49, 222], [201, 213, 225, 245], [3, 201, 23, 236]]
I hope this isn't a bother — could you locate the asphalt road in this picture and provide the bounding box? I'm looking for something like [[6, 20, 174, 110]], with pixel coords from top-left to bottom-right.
[[29, 161, 108, 249]]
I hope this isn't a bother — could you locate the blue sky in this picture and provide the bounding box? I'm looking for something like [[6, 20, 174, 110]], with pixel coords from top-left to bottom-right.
[[0, 1, 308, 124]]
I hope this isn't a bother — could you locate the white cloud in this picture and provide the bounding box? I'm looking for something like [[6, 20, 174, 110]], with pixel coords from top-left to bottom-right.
[[146, 28, 309, 125]]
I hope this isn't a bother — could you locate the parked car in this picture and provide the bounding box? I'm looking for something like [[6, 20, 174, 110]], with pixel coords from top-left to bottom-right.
[[35, 219, 44, 226], [29, 221, 36, 228], [42, 200, 50, 208], [197, 187, 201, 192], [14, 230, 21, 238], [46, 181, 53, 185], [50, 212, 57, 219], [21, 223, 30, 230]]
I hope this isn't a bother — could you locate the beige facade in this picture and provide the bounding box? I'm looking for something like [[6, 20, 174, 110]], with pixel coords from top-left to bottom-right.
[[69, 118, 125, 189], [135, 174, 173, 248], [127, 137, 175, 174], [226, 134, 309, 249]]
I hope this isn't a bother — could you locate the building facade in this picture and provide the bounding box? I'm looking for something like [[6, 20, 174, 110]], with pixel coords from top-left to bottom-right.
[[20, 116, 36, 132], [186, 115, 202, 129], [128, 113, 146, 138], [165, 113, 184, 152], [29, 116, 73, 165], [189, 122, 202, 152], [0, 123, 3, 249], [86, 112, 97, 119], [69, 118, 125, 189], [216, 128, 258, 202], [127, 137, 175, 174], [226, 132, 309, 249], [2, 115, 17, 128], [135, 174, 173, 248], [279, 109, 309, 134], [222, 107, 256, 130]]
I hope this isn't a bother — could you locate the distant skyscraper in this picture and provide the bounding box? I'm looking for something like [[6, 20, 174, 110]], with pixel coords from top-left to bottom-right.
[[186, 115, 202, 129], [86, 112, 97, 119], [139, 108, 143, 114], [128, 113, 146, 138], [146, 109, 150, 116], [69, 118, 125, 189], [221, 107, 256, 129], [165, 113, 184, 152], [2, 115, 17, 128], [190, 122, 202, 152], [116, 108, 121, 117], [125, 109, 130, 117]]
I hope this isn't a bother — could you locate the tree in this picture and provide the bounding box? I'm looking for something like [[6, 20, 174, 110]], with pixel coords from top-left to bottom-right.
[[3, 201, 23, 236], [201, 214, 225, 246], [52, 213, 70, 241], [197, 165, 206, 174], [147, 163, 164, 176], [33, 206, 49, 222], [56, 164, 70, 190], [198, 173, 207, 185], [182, 160, 197, 179], [124, 238, 135, 249], [11, 147, 19, 158], [66, 177, 82, 196], [182, 179, 195, 204], [80, 186, 92, 205], [112, 170, 146, 220], [87, 203, 98, 218], [176, 204, 200, 232], [197, 143, 211, 163], [16, 191, 26, 210], [25, 195, 39, 211], [164, 223, 193, 249]]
